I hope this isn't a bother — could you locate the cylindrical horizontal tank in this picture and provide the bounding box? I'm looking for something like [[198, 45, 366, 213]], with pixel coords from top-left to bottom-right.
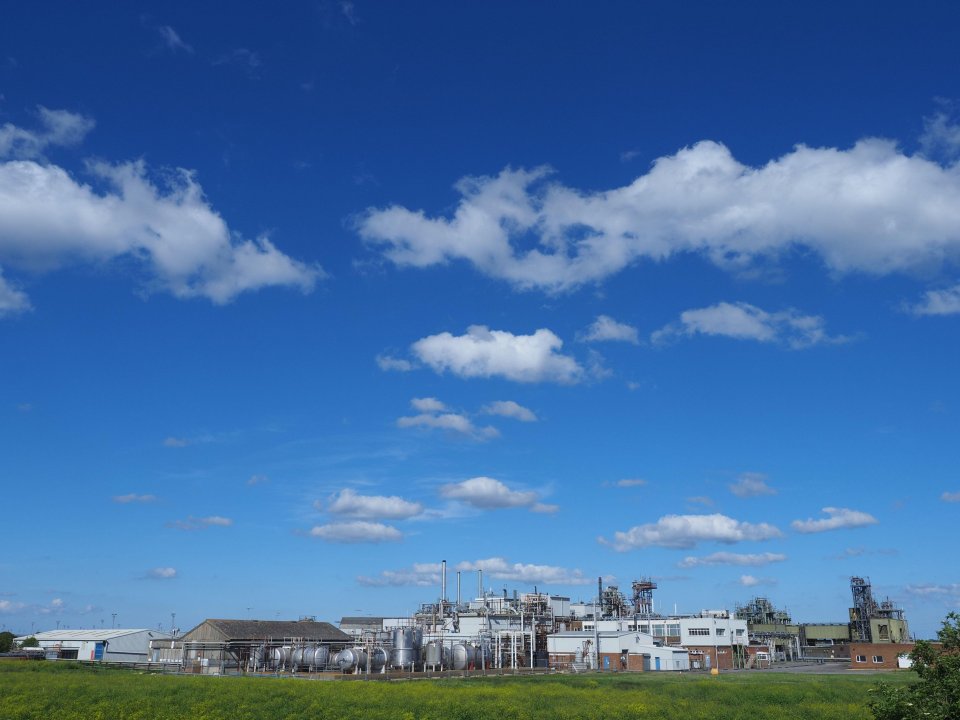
[[369, 647, 387, 672], [291, 647, 307, 669], [309, 646, 330, 670], [389, 627, 422, 669], [450, 643, 476, 671], [271, 646, 293, 668], [335, 647, 367, 672]]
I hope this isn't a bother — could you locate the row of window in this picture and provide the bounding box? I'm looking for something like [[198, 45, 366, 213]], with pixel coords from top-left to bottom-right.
[[855, 655, 885, 663]]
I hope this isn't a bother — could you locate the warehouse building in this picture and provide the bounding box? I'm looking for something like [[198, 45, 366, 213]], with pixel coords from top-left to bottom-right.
[[16, 628, 171, 662], [546, 630, 690, 671]]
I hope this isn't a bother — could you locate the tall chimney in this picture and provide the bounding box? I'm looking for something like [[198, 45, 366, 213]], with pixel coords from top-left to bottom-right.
[[442, 560, 447, 602]]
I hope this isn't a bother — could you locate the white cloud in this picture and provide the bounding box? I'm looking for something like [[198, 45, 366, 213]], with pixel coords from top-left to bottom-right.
[[0, 599, 27, 613], [0, 106, 94, 159], [397, 411, 499, 440], [531, 502, 560, 514], [738, 575, 778, 587], [0, 115, 322, 310], [942, 491, 960, 502], [247, 474, 269, 486], [0, 269, 31, 317], [163, 436, 190, 447], [359, 139, 960, 291], [614, 478, 647, 488], [411, 325, 583, 384], [147, 567, 178, 579], [376, 354, 415, 372], [481, 400, 538, 422], [358, 562, 442, 587], [157, 25, 194, 54], [440, 476, 542, 510], [411, 397, 448, 413], [909, 282, 960, 316], [729, 472, 777, 498], [308, 521, 403, 543], [599, 513, 782, 551], [678, 551, 787, 568], [325, 488, 423, 520], [579, 315, 639, 344], [112, 493, 157, 504], [687, 496, 714, 506], [904, 583, 960, 605], [920, 111, 960, 161], [652, 302, 846, 349], [791, 507, 878, 533], [456, 557, 592, 585], [167, 515, 233, 531]]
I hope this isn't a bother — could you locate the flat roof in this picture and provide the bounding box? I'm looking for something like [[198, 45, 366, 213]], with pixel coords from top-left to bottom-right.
[[16, 629, 170, 642]]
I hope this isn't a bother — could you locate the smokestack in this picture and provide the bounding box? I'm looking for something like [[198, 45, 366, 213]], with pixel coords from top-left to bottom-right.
[[457, 571, 461, 607], [442, 560, 447, 602], [479, 569, 483, 598]]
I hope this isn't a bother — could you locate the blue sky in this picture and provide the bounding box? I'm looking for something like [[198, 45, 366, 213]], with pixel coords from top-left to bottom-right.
[[1, 1, 958, 639]]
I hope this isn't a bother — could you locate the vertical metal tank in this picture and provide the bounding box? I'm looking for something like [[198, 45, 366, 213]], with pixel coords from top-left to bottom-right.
[[424, 640, 449, 668], [450, 643, 476, 670], [389, 627, 422, 669]]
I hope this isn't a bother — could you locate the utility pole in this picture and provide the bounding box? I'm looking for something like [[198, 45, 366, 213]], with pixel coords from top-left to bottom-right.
[[111, 613, 117, 629]]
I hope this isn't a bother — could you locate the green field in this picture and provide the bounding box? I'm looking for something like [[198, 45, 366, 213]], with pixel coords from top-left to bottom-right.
[[0, 662, 913, 720]]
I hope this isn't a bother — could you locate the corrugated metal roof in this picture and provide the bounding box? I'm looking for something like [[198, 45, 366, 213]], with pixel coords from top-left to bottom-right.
[[339, 616, 385, 626], [182, 619, 351, 642], [15, 629, 169, 642]]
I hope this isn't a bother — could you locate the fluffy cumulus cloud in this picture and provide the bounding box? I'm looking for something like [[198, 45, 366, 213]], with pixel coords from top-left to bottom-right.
[[579, 315, 640, 344], [440, 476, 544, 511], [358, 557, 591, 587], [920, 111, 960, 161], [729, 472, 777, 498], [481, 400, 538, 422], [678, 551, 787, 568], [325, 488, 423, 520], [411, 325, 583, 384], [739, 575, 777, 587], [599, 513, 782, 551], [397, 397, 499, 440], [909, 283, 960, 316], [456, 557, 591, 585], [0, 267, 31, 317], [790, 507, 878, 533], [358, 562, 443, 587], [0, 111, 321, 313], [166, 515, 233, 531], [308, 521, 403, 543], [376, 354, 415, 372], [147, 567, 178, 579], [359, 139, 960, 292], [112, 493, 157, 504], [652, 302, 846, 349]]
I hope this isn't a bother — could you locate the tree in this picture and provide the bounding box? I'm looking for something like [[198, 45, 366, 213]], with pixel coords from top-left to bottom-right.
[[20, 636, 40, 648], [870, 612, 960, 720], [0, 631, 14, 653]]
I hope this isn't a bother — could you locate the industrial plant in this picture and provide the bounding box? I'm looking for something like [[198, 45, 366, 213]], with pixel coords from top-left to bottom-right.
[[13, 570, 913, 675]]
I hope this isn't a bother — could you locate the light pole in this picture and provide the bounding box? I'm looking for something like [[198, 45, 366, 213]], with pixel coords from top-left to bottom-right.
[[111, 613, 117, 629]]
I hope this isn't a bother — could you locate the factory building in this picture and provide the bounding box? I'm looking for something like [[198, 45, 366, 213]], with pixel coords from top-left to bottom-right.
[[16, 628, 171, 662], [152, 618, 351, 674], [546, 630, 689, 671], [735, 597, 802, 662]]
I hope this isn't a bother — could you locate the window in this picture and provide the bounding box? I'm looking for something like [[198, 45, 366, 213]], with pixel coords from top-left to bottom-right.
[[735, 629, 745, 636], [855, 655, 867, 663], [689, 628, 710, 636], [878, 624, 890, 640], [716, 628, 726, 636], [639, 624, 649, 634], [873, 656, 884, 664], [652, 625, 665, 637], [666, 624, 680, 636]]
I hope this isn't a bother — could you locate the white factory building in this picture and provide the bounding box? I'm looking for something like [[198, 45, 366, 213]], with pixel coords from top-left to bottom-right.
[[16, 628, 172, 662], [546, 630, 690, 671]]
